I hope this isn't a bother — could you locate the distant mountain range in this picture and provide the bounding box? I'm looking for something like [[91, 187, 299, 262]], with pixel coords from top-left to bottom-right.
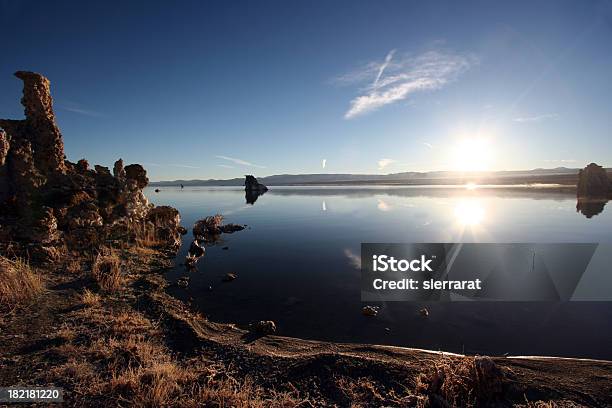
[[151, 167, 599, 187]]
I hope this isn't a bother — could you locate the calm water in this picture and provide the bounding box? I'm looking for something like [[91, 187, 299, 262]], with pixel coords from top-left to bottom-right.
[[147, 186, 612, 359]]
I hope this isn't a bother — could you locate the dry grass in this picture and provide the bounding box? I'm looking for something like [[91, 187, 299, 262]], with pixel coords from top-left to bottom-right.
[[0, 256, 44, 307], [335, 376, 422, 407], [64, 259, 81, 274], [416, 355, 505, 407], [110, 311, 155, 336], [55, 323, 77, 342], [193, 214, 224, 237], [520, 400, 583, 408], [134, 222, 164, 248], [48, 358, 103, 395], [81, 289, 101, 307], [39, 290, 308, 408], [203, 214, 224, 230], [91, 250, 123, 291], [192, 377, 305, 408], [110, 361, 198, 406]]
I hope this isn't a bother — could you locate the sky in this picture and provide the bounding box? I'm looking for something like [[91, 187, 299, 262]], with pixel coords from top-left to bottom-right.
[[1, 0, 611, 181]]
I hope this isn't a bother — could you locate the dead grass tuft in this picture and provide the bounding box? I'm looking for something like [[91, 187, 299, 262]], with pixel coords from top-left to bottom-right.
[[91, 250, 123, 291], [192, 376, 305, 408], [0, 256, 44, 307], [193, 214, 224, 237], [520, 399, 583, 408], [81, 289, 101, 307], [134, 222, 164, 248], [335, 376, 422, 408], [64, 258, 81, 274], [416, 355, 505, 407], [110, 311, 154, 336], [110, 361, 199, 407], [55, 323, 77, 342]]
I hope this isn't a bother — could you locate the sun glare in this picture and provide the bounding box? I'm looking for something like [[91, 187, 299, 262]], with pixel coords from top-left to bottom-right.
[[452, 138, 493, 172], [454, 199, 485, 226]]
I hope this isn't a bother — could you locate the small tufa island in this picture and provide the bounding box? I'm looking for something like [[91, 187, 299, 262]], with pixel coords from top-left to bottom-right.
[[576, 162, 612, 218], [577, 162, 612, 198], [0, 72, 611, 407], [244, 174, 268, 204]]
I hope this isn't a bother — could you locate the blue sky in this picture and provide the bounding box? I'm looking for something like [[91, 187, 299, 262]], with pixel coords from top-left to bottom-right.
[[1, 0, 611, 180]]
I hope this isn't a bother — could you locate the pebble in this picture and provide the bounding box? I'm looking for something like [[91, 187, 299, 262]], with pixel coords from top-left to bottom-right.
[[222, 272, 237, 282], [362, 305, 379, 317]]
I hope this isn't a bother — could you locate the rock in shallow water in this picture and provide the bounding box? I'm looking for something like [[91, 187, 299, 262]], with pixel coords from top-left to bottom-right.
[[362, 306, 379, 317], [244, 175, 268, 192], [222, 272, 237, 282], [188, 240, 205, 257], [219, 224, 246, 233], [577, 163, 611, 198], [184, 254, 198, 268], [192, 215, 246, 243]]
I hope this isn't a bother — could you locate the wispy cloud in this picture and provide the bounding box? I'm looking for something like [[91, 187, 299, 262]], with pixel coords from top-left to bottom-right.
[[215, 155, 266, 168], [373, 49, 396, 88], [321, 159, 327, 169], [514, 113, 559, 123], [377, 158, 396, 170], [59, 102, 105, 118], [217, 164, 235, 169], [338, 49, 474, 119], [423, 142, 434, 149]]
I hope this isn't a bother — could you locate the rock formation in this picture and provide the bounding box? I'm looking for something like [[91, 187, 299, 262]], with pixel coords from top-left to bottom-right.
[[577, 163, 612, 198], [0, 71, 183, 262], [249, 320, 276, 335], [244, 175, 267, 204], [245, 175, 268, 192], [576, 163, 611, 218]]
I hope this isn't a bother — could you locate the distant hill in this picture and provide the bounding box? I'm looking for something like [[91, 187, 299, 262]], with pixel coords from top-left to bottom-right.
[[150, 167, 598, 187]]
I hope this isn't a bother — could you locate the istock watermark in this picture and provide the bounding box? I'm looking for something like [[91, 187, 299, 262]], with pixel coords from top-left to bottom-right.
[[372, 254, 434, 272], [361, 243, 612, 302]]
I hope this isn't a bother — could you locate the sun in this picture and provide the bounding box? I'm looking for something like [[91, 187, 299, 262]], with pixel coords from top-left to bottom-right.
[[452, 138, 494, 172]]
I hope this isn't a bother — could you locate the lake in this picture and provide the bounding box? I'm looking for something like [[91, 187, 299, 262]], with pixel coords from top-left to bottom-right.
[[147, 186, 612, 359]]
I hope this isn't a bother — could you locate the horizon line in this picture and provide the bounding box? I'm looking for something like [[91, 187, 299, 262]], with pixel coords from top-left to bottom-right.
[[147, 165, 605, 183]]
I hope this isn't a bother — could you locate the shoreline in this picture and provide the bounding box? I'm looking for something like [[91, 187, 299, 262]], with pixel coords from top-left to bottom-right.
[[3, 246, 611, 406]]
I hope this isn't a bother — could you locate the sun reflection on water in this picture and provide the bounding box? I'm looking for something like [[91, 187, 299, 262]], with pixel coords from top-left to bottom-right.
[[454, 198, 485, 226]]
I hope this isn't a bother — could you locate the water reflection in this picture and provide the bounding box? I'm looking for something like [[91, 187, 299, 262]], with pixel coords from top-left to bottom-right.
[[454, 199, 485, 226], [343, 248, 361, 269], [245, 189, 266, 205], [576, 198, 608, 218], [377, 198, 391, 212]]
